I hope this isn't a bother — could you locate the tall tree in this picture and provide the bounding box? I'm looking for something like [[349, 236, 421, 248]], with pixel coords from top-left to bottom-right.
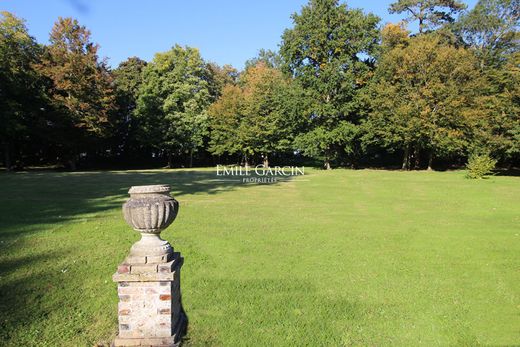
[[280, 0, 379, 169], [456, 0, 519, 69], [114, 57, 147, 120], [244, 49, 282, 70], [470, 51, 520, 164], [0, 12, 44, 170], [112, 57, 147, 155], [240, 62, 302, 167], [389, 0, 467, 33], [208, 84, 244, 159], [38, 17, 115, 169], [206, 62, 238, 100], [208, 62, 305, 166], [135, 45, 212, 167], [455, 0, 519, 165], [365, 32, 483, 170]]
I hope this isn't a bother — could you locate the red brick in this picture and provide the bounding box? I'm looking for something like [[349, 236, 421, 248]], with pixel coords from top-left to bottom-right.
[[159, 294, 171, 301], [117, 264, 131, 274]]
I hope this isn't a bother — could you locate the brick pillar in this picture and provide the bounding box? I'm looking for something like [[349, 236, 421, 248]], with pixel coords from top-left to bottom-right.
[[113, 185, 186, 347]]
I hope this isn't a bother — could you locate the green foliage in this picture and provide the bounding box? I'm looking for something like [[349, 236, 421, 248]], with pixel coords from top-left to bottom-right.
[[206, 62, 238, 99], [111, 57, 147, 155], [208, 62, 306, 165], [466, 153, 497, 178], [365, 32, 483, 169], [113, 57, 147, 117], [389, 0, 467, 33], [1, 0, 519, 170], [36, 17, 116, 168], [39, 18, 116, 137], [470, 52, 520, 162], [294, 121, 358, 169], [135, 45, 212, 166], [280, 0, 380, 168], [0, 11, 45, 169], [244, 48, 282, 70], [456, 0, 519, 68]]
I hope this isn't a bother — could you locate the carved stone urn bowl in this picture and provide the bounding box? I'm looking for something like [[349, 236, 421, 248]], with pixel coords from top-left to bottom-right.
[[122, 184, 179, 262]]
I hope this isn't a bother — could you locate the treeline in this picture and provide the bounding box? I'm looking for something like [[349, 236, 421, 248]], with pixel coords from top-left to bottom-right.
[[0, 0, 518, 171]]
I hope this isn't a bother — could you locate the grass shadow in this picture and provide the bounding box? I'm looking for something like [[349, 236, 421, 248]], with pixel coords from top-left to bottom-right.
[[0, 169, 294, 239], [0, 169, 296, 345]]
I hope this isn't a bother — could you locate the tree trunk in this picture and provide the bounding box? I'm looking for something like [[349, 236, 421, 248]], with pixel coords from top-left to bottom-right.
[[244, 153, 249, 169], [189, 149, 193, 168], [324, 158, 331, 170], [427, 151, 433, 171], [66, 148, 78, 171], [402, 145, 410, 170], [167, 151, 173, 168], [68, 158, 77, 171], [3, 142, 11, 171], [413, 146, 421, 170], [263, 154, 269, 168]]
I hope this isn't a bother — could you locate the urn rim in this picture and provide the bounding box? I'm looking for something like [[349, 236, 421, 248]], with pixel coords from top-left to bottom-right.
[[128, 184, 170, 194]]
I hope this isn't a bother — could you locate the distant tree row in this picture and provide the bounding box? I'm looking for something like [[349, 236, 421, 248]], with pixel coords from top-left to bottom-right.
[[0, 0, 518, 171]]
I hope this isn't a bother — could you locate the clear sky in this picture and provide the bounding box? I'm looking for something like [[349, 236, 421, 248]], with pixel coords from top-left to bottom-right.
[[3, 0, 478, 69]]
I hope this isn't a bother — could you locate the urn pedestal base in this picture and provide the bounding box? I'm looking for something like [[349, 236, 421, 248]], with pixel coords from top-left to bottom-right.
[[112, 252, 186, 347]]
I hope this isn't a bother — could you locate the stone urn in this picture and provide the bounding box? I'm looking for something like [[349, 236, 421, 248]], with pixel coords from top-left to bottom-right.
[[114, 184, 186, 347], [122, 184, 179, 263]]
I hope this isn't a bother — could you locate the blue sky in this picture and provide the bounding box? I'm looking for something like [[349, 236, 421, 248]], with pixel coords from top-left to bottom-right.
[[3, 0, 478, 69]]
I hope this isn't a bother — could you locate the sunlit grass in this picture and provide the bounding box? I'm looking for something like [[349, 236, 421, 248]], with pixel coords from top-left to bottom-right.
[[0, 168, 518, 346]]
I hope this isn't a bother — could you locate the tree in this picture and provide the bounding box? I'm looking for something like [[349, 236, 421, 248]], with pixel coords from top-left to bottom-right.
[[365, 32, 483, 170], [0, 12, 44, 170], [240, 62, 301, 167], [208, 62, 305, 166], [244, 49, 282, 70], [470, 51, 520, 164], [380, 22, 411, 50], [135, 45, 212, 167], [37, 17, 115, 169], [114, 57, 147, 120], [389, 0, 467, 33], [456, 0, 519, 69], [112, 57, 147, 156], [455, 0, 519, 165], [280, 0, 380, 169], [208, 84, 245, 160], [206, 62, 238, 100]]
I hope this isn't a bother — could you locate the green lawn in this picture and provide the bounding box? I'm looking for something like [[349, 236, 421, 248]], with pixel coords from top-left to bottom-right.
[[0, 169, 518, 346]]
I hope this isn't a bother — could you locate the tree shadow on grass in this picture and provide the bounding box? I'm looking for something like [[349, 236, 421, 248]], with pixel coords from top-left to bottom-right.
[[0, 169, 294, 239], [0, 169, 295, 345], [493, 167, 520, 177]]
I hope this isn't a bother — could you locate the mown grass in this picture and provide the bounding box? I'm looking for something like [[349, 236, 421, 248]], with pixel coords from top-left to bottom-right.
[[0, 168, 518, 346]]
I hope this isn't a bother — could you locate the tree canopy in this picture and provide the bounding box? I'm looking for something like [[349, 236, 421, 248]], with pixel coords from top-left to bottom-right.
[[365, 31, 483, 169], [389, 0, 467, 33], [280, 0, 380, 168], [135, 45, 212, 167], [0, 11, 45, 170], [0, 0, 518, 171]]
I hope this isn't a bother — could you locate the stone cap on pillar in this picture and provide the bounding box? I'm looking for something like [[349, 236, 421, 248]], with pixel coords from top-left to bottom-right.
[[113, 252, 183, 283]]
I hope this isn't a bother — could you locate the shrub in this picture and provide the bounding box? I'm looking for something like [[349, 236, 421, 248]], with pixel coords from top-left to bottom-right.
[[466, 154, 496, 179]]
